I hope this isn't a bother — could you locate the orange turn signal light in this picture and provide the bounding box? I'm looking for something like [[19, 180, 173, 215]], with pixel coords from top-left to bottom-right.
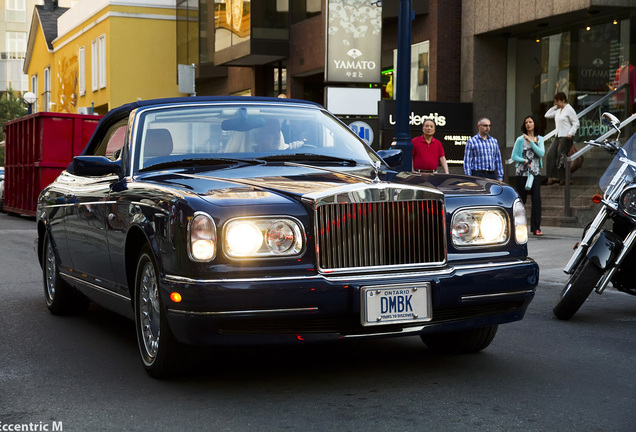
[[170, 292, 182, 303], [592, 194, 602, 204]]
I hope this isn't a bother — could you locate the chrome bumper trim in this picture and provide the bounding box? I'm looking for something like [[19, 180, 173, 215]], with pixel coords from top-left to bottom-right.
[[164, 259, 533, 285], [167, 306, 319, 316], [461, 289, 535, 301], [344, 326, 426, 338]]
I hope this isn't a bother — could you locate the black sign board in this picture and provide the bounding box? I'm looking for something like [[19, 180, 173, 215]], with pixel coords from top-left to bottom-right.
[[378, 100, 474, 165]]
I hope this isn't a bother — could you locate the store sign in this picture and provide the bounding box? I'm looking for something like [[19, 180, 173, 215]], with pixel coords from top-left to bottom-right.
[[325, 0, 382, 83], [339, 117, 379, 150], [378, 101, 474, 164], [349, 121, 375, 146]]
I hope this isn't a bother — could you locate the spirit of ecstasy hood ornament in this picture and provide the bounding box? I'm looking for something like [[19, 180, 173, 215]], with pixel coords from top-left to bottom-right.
[[372, 161, 381, 183]]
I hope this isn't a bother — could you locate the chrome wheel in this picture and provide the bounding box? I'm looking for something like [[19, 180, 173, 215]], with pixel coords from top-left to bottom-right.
[[41, 233, 88, 315], [139, 259, 161, 362], [134, 247, 179, 377]]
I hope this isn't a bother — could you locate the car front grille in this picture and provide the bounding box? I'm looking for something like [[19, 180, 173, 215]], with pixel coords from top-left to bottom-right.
[[315, 199, 445, 271]]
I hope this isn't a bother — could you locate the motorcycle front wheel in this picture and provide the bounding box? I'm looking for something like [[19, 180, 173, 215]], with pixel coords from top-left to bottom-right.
[[553, 258, 603, 320]]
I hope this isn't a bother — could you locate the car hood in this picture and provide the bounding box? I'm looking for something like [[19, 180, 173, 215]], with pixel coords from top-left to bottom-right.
[[138, 165, 503, 206]]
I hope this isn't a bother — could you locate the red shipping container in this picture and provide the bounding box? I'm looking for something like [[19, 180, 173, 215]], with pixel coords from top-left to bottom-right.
[[4, 112, 102, 216]]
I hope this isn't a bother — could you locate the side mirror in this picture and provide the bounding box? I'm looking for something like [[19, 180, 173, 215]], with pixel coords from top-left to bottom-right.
[[601, 112, 621, 134], [377, 149, 403, 169], [73, 156, 123, 177]]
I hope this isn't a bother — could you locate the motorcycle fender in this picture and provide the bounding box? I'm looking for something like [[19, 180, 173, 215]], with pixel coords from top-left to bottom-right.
[[586, 230, 623, 270]]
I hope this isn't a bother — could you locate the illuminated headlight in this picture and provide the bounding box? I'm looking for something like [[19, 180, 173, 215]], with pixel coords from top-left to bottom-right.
[[188, 213, 217, 261], [451, 208, 509, 247], [620, 187, 636, 217], [224, 217, 304, 258], [513, 199, 528, 244]]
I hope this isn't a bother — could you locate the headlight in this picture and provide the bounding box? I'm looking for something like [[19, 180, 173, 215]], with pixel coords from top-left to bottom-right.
[[513, 199, 528, 244], [188, 213, 217, 261], [451, 208, 509, 247], [224, 217, 304, 258], [620, 187, 636, 217]]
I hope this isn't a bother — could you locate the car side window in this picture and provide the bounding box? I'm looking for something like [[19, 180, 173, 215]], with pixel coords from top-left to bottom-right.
[[93, 120, 128, 160]]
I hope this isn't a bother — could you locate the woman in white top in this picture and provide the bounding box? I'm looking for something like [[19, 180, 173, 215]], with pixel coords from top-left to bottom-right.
[[544, 92, 580, 185]]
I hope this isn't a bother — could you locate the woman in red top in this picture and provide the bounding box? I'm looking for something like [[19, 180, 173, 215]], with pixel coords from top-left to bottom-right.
[[412, 119, 449, 173]]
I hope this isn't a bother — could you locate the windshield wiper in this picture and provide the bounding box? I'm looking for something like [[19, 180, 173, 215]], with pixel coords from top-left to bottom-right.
[[140, 157, 266, 172], [260, 153, 358, 166]]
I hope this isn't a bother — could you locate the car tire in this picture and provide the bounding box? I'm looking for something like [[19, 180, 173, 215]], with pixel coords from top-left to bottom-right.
[[134, 246, 179, 378], [43, 234, 89, 315], [553, 258, 602, 321], [421, 325, 498, 354]]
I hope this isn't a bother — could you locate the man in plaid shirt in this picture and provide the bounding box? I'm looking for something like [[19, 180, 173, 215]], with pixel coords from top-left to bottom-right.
[[463, 117, 504, 181]]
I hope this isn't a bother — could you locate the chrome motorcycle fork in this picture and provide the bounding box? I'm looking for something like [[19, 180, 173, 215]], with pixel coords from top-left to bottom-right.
[[595, 229, 636, 294], [563, 206, 609, 274]]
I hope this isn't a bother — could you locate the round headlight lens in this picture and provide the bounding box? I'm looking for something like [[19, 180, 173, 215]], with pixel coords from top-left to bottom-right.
[[480, 211, 505, 242], [265, 220, 302, 254], [452, 212, 479, 242], [225, 221, 263, 256]]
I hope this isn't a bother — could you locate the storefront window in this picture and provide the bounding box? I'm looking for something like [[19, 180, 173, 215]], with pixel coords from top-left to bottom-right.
[[510, 16, 634, 143]]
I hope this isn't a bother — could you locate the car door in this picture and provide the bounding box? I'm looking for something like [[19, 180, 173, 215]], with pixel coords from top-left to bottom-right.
[[63, 121, 127, 290]]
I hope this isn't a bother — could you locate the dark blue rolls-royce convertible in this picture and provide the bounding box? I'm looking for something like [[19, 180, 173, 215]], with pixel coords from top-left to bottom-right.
[[36, 97, 538, 377]]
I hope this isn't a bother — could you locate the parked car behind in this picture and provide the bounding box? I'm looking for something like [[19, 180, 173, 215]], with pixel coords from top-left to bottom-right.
[[36, 97, 539, 377]]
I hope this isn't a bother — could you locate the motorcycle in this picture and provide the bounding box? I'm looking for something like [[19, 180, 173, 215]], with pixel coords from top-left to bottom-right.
[[553, 112, 636, 320]]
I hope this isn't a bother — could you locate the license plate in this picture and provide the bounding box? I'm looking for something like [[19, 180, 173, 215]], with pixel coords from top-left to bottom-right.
[[361, 283, 432, 326]]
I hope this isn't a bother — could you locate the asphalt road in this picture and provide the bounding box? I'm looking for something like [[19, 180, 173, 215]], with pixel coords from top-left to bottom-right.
[[0, 212, 634, 432]]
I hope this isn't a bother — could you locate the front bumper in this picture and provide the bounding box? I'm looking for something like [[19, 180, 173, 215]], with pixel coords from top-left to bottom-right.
[[162, 259, 538, 345]]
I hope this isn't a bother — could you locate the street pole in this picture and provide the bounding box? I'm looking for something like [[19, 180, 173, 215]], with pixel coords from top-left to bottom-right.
[[393, 0, 413, 172]]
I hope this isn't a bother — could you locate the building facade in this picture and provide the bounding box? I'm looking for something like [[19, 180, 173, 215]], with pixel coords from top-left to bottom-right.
[[0, 0, 75, 93], [178, 0, 636, 154], [22, 0, 636, 150], [462, 0, 636, 151], [24, 0, 181, 114]]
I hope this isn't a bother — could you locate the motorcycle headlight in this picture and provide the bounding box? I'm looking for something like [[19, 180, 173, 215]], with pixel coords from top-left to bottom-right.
[[188, 212, 217, 262], [620, 187, 636, 217], [451, 207, 509, 247], [224, 217, 305, 258]]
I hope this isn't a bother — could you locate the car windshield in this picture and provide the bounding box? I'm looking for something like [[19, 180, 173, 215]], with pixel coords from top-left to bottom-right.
[[132, 103, 381, 173]]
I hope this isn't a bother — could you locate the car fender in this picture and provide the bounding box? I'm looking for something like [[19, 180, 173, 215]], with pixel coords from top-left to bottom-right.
[[123, 203, 170, 297]]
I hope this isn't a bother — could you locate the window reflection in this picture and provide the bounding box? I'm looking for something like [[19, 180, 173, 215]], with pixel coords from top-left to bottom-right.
[[215, 0, 251, 53]]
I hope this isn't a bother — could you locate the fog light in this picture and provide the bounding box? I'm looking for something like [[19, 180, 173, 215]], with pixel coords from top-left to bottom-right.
[[170, 292, 182, 303]]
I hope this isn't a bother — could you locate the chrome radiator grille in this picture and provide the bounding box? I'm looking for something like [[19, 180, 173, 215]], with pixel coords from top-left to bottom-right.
[[316, 200, 446, 271]]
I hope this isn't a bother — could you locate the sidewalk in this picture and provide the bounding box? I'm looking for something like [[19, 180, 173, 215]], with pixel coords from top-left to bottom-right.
[[527, 225, 583, 286]]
